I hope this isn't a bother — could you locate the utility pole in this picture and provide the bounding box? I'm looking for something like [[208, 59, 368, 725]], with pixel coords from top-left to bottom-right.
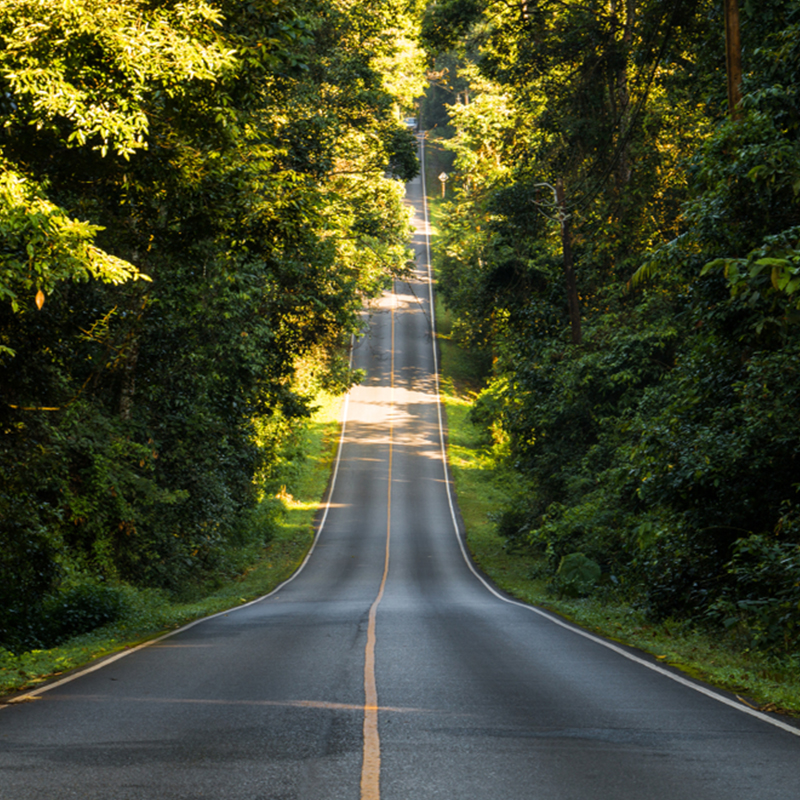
[[724, 0, 743, 120]]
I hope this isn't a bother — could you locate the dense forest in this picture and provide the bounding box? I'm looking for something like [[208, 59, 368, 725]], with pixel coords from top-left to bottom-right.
[[2, 0, 799, 663], [422, 0, 800, 654], [0, 0, 425, 652]]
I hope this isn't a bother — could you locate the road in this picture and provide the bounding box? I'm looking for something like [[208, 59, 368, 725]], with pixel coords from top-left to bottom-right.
[[1, 138, 799, 799]]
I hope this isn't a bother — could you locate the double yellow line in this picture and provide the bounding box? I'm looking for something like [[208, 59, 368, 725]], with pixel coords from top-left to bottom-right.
[[360, 286, 395, 800]]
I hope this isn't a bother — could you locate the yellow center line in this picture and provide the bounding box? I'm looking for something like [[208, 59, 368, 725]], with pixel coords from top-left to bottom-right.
[[361, 285, 395, 800]]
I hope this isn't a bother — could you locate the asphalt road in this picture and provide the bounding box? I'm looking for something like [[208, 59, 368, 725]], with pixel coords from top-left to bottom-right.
[[1, 138, 799, 799]]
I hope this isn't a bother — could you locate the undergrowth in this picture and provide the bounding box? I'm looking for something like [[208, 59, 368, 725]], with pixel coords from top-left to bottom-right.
[[0, 392, 343, 699], [434, 273, 800, 718]]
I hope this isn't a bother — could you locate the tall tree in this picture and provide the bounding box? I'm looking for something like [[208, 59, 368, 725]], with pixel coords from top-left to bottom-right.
[[1, 0, 424, 649]]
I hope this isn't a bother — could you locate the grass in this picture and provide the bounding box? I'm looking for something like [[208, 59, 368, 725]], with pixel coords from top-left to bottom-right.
[[0, 391, 344, 699]]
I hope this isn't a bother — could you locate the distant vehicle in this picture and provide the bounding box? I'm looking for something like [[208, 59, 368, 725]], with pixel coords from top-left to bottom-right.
[[404, 117, 418, 131]]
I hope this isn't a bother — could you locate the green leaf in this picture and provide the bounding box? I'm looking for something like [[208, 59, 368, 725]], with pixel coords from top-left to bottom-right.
[[755, 257, 791, 268], [700, 258, 727, 276]]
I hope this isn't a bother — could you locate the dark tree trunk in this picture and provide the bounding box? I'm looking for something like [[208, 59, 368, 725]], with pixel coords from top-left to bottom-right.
[[724, 0, 743, 120], [557, 178, 582, 345]]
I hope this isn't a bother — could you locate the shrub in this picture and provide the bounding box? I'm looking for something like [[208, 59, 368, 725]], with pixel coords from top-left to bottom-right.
[[1, 581, 128, 655], [42, 583, 128, 644], [708, 533, 800, 653], [552, 552, 602, 598]]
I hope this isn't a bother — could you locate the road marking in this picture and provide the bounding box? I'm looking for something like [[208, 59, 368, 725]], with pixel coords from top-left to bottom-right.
[[416, 133, 800, 741], [360, 286, 394, 800]]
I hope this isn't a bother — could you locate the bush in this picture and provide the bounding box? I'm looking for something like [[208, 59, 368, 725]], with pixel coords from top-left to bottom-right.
[[0, 581, 128, 655], [709, 533, 800, 653], [493, 504, 531, 553], [42, 583, 128, 644], [636, 525, 722, 621], [552, 552, 602, 598]]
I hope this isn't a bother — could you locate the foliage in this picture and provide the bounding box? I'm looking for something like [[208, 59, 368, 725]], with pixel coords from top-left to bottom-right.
[[553, 553, 603, 598], [0, 0, 424, 651], [424, 0, 800, 649], [0, 385, 341, 691], [438, 308, 800, 713], [0, 162, 147, 316], [42, 583, 127, 644], [709, 532, 800, 653], [2, 578, 128, 655]]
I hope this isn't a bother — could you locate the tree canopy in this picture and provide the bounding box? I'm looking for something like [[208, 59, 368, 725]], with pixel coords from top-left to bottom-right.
[[423, 0, 800, 652], [0, 0, 422, 652]]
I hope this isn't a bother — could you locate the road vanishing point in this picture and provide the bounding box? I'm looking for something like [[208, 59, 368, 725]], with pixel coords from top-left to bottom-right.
[[1, 137, 799, 800]]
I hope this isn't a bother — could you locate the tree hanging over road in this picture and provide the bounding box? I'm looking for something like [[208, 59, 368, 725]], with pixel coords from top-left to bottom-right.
[[0, 0, 424, 652]]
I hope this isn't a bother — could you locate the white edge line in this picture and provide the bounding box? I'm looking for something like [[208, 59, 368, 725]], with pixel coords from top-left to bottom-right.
[[2, 343, 357, 707], [417, 133, 800, 740]]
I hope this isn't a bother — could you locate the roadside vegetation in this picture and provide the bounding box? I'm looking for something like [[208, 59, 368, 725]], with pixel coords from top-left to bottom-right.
[[0, 391, 342, 696], [437, 309, 800, 715], [422, 1, 800, 715], [0, 0, 427, 689]]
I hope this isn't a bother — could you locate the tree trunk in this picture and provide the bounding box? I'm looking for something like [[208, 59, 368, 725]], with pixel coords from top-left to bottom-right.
[[556, 178, 582, 346], [724, 0, 743, 120]]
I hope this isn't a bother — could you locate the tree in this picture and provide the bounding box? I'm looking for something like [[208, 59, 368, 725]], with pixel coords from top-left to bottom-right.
[[1, 0, 424, 648], [423, 0, 800, 639]]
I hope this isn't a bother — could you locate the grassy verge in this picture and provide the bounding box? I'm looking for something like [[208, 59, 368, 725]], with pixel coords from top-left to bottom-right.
[[0, 392, 344, 699]]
